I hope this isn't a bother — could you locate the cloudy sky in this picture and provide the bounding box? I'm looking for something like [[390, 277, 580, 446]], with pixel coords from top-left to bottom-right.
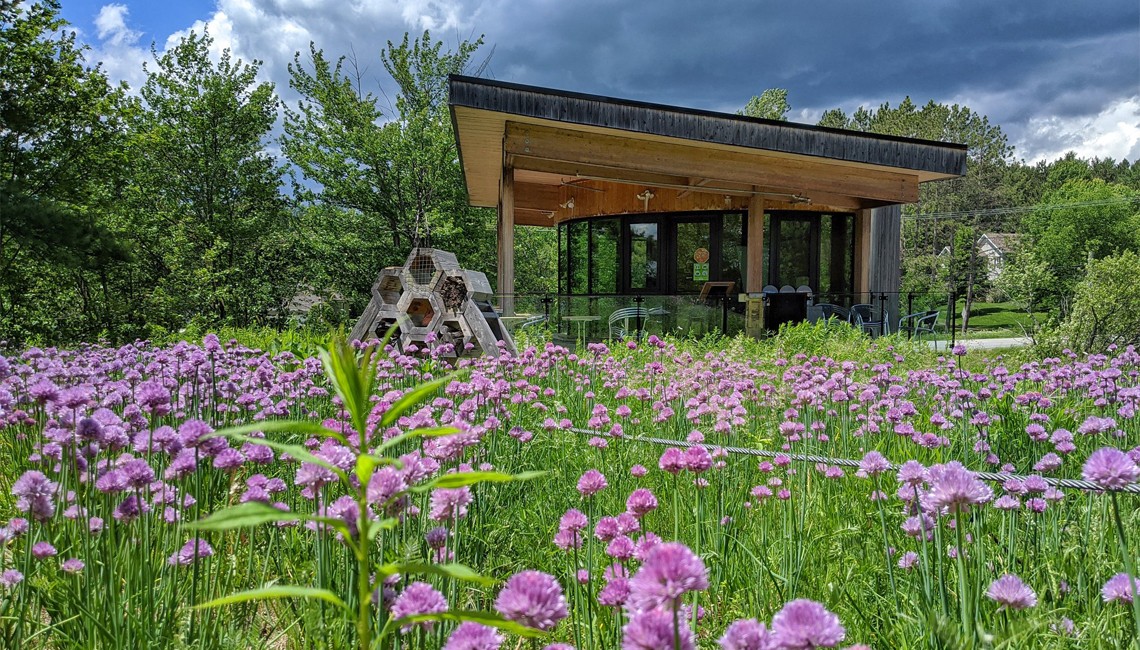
[[60, 0, 1140, 164]]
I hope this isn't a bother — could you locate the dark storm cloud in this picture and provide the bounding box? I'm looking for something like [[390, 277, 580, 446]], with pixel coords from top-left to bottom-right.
[[473, 0, 1138, 155]]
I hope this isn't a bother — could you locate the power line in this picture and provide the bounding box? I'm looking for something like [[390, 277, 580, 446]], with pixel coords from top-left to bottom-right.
[[903, 196, 1140, 222]]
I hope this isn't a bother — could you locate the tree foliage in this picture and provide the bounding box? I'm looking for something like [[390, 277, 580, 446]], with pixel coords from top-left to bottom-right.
[[1056, 250, 1140, 352], [282, 32, 495, 315], [0, 0, 130, 340], [739, 88, 790, 121], [115, 30, 291, 330]]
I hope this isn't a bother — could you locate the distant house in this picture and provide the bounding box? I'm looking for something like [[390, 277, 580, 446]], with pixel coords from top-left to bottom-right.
[[938, 233, 1021, 282]]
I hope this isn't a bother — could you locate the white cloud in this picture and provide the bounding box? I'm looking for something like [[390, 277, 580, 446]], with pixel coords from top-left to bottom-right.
[[1017, 96, 1140, 163], [94, 4, 140, 47], [87, 4, 148, 90]]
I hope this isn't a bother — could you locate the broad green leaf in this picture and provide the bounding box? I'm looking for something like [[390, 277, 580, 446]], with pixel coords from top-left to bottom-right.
[[319, 333, 379, 437], [380, 371, 467, 428], [206, 419, 348, 445], [379, 610, 545, 640], [413, 470, 547, 493], [193, 585, 349, 613], [377, 562, 495, 586], [355, 454, 377, 488], [185, 502, 299, 531], [375, 426, 462, 454]]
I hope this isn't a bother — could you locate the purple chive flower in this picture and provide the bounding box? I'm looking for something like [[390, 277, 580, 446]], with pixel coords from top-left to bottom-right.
[[987, 574, 1037, 610], [859, 451, 891, 476], [168, 538, 214, 566], [606, 535, 635, 561], [770, 599, 846, 649], [553, 529, 582, 551], [1103, 573, 1140, 603], [598, 577, 630, 607], [543, 645, 575, 650], [367, 466, 408, 507], [31, 541, 57, 559], [615, 512, 640, 535], [429, 487, 473, 522], [630, 464, 648, 477], [896, 460, 926, 486], [211, 448, 245, 471], [684, 445, 713, 474], [718, 618, 773, 650], [12, 470, 56, 521], [494, 570, 568, 632], [61, 558, 85, 574], [1, 569, 23, 589], [559, 508, 588, 533], [622, 608, 696, 650], [626, 488, 658, 517], [627, 542, 709, 612], [121, 459, 156, 488], [898, 552, 920, 570], [442, 622, 504, 650], [425, 526, 449, 549], [927, 462, 992, 512], [391, 582, 448, 631], [1082, 447, 1140, 490], [577, 470, 608, 497], [659, 448, 686, 475], [594, 516, 620, 542]]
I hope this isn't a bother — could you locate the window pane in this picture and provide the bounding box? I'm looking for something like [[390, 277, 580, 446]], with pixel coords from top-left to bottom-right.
[[628, 222, 659, 291], [676, 220, 712, 293], [568, 221, 588, 294], [774, 218, 812, 289], [721, 213, 745, 293], [590, 219, 619, 293], [819, 213, 854, 300]]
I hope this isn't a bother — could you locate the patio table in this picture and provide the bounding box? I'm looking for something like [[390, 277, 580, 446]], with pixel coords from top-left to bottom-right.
[[562, 315, 601, 342]]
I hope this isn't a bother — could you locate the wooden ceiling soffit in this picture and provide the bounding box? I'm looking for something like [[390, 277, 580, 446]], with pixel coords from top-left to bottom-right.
[[504, 122, 919, 204], [513, 179, 869, 221]]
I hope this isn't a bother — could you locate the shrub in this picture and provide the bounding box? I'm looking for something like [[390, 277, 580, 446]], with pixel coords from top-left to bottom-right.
[[1057, 250, 1140, 352]]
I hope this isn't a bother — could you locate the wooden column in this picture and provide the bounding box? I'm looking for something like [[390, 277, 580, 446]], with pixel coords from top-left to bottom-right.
[[497, 164, 515, 315], [868, 204, 902, 329], [854, 209, 872, 296], [746, 194, 765, 336], [747, 194, 765, 292]]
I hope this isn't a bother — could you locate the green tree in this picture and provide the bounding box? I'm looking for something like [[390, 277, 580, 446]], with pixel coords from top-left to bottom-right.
[[0, 0, 130, 341], [739, 88, 790, 121], [1022, 179, 1140, 310], [1056, 250, 1140, 352], [282, 33, 495, 315], [116, 30, 291, 330]]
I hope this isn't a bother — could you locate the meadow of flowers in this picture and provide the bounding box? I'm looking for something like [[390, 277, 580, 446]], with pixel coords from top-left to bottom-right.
[[3, 326, 1140, 649]]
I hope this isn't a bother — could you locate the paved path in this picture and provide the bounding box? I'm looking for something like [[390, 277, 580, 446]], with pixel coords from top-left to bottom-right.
[[928, 336, 1031, 351]]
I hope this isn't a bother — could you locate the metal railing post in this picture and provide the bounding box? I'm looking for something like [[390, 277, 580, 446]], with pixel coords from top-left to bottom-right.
[[950, 291, 957, 351]]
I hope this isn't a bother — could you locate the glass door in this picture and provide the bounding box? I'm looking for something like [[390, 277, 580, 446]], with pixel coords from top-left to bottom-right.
[[769, 214, 819, 291], [672, 218, 713, 294]]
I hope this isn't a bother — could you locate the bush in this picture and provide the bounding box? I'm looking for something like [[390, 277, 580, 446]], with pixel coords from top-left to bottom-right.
[[1056, 250, 1140, 352]]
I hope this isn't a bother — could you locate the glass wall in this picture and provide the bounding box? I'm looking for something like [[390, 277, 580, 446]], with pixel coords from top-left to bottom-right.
[[556, 210, 852, 297]]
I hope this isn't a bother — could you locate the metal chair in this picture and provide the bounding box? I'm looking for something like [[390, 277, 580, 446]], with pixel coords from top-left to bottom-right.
[[851, 303, 888, 336], [779, 285, 796, 293], [816, 303, 850, 327], [898, 310, 941, 340], [518, 314, 548, 331], [608, 307, 650, 340]]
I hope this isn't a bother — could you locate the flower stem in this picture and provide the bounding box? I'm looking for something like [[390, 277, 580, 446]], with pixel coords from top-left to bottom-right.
[[1110, 492, 1140, 648]]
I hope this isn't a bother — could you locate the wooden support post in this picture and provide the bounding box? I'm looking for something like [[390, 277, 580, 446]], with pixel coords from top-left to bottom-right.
[[498, 164, 515, 315], [746, 194, 765, 336], [854, 209, 872, 297], [868, 204, 902, 331]]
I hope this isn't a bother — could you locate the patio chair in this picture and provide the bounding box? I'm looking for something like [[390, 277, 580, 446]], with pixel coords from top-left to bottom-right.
[[762, 285, 778, 294], [851, 303, 888, 336], [897, 310, 941, 340], [517, 314, 548, 331], [608, 306, 650, 340], [816, 303, 850, 327]]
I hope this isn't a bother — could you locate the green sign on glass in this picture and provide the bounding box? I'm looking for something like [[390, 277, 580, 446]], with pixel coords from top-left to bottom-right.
[[693, 262, 710, 282]]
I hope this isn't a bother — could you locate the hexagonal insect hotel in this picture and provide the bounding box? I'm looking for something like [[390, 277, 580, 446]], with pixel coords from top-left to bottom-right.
[[350, 248, 518, 357]]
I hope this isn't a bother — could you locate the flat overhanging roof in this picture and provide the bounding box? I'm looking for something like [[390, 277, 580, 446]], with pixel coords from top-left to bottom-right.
[[449, 75, 967, 210]]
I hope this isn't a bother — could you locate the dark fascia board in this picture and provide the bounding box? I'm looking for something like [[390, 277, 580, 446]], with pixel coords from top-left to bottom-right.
[[449, 75, 968, 178]]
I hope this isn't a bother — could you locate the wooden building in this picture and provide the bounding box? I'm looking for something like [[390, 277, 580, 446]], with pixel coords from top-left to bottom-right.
[[448, 75, 966, 334]]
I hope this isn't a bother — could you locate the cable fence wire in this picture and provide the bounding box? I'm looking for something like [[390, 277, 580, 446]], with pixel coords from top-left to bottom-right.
[[567, 427, 1140, 495]]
